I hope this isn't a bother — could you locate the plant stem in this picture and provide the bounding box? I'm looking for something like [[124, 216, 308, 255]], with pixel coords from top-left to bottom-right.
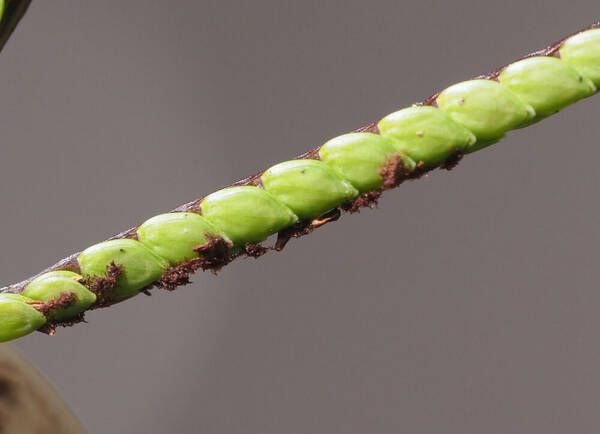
[[0, 20, 598, 337], [0, 0, 32, 54]]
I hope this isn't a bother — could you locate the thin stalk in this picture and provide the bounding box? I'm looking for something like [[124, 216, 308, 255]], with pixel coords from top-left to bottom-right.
[[0, 0, 32, 54], [0, 20, 599, 341]]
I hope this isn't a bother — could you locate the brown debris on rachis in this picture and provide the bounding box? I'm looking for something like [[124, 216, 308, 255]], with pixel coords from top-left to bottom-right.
[[156, 235, 234, 290], [82, 262, 124, 308], [27, 293, 85, 335]]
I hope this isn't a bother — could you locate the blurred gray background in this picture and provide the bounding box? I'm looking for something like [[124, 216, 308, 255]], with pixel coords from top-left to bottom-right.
[[1, 1, 599, 433]]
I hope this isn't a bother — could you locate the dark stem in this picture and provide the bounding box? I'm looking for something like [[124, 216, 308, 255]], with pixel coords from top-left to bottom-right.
[[1, 20, 599, 306], [0, 0, 32, 54]]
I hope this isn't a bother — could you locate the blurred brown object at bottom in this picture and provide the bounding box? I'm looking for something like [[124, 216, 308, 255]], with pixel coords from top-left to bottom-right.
[[0, 344, 86, 434]]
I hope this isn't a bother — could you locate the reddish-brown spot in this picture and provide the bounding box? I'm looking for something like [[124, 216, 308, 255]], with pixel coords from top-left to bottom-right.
[[441, 150, 464, 171], [27, 292, 88, 335], [379, 155, 412, 190], [274, 208, 341, 251], [275, 222, 313, 251], [27, 293, 76, 318], [243, 243, 270, 258], [310, 208, 341, 228], [37, 313, 87, 336], [81, 262, 124, 308], [157, 236, 234, 290], [341, 191, 383, 214]]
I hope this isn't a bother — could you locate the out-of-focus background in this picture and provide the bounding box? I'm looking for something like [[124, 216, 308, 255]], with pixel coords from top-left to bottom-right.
[[1, 1, 599, 433]]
